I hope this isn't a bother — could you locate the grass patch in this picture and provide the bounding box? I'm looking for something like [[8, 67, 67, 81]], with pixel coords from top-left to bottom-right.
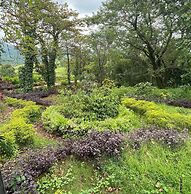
[[103, 141, 191, 194], [37, 156, 103, 194]]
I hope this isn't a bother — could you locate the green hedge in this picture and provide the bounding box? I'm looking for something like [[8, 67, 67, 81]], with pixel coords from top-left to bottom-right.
[[122, 98, 191, 130]]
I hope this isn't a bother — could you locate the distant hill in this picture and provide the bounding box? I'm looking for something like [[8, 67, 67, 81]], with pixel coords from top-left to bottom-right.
[[1, 43, 24, 65]]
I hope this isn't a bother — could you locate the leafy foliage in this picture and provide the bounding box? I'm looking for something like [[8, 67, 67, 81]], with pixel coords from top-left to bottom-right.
[[128, 127, 189, 149], [0, 98, 40, 158], [42, 88, 125, 135], [123, 98, 191, 130]]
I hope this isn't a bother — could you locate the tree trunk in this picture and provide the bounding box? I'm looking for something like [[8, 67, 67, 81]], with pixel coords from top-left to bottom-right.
[[148, 52, 164, 88], [0, 171, 6, 194], [21, 53, 34, 92], [47, 51, 56, 88], [66, 46, 71, 85]]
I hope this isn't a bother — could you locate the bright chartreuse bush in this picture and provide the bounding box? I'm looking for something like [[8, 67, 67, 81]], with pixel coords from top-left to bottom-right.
[[42, 87, 129, 135], [42, 106, 71, 134], [0, 97, 41, 158], [12, 104, 41, 123], [122, 98, 191, 130], [3, 76, 20, 85], [4, 97, 36, 108], [103, 141, 191, 194], [42, 103, 141, 135], [1, 118, 35, 147], [74, 106, 142, 132], [0, 130, 17, 158]]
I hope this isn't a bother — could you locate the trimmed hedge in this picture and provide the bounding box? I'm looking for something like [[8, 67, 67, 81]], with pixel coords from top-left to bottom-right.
[[122, 98, 191, 130]]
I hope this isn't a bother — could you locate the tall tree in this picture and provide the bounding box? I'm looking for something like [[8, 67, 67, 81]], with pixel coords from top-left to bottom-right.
[[2, 0, 40, 91], [36, 1, 78, 88], [88, 28, 114, 85], [94, 0, 189, 87]]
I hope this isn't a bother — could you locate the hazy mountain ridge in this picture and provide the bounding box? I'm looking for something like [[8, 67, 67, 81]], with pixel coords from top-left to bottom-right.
[[1, 43, 24, 65]]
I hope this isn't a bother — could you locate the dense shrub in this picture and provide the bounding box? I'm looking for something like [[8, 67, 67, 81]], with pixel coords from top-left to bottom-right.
[[128, 127, 189, 149], [42, 104, 141, 136], [74, 106, 141, 133], [123, 98, 191, 130], [1, 118, 35, 147], [83, 87, 120, 121], [0, 98, 40, 158], [42, 88, 123, 135], [4, 97, 36, 108], [3, 76, 20, 85], [2, 131, 124, 193], [12, 104, 41, 123], [72, 131, 124, 159], [42, 106, 71, 134], [0, 130, 17, 158], [58, 87, 120, 121], [0, 64, 16, 77]]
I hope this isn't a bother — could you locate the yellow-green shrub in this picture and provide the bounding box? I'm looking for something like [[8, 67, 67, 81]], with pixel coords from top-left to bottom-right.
[[0, 98, 40, 157], [4, 97, 36, 108], [1, 118, 35, 147], [42, 106, 71, 134], [12, 105, 41, 123], [0, 130, 17, 158], [122, 98, 191, 130]]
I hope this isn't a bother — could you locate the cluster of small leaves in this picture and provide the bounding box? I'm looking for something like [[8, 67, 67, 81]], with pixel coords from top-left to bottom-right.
[[83, 87, 120, 121], [72, 131, 124, 159], [128, 95, 191, 109], [5, 89, 57, 106], [0, 78, 15, 90], [139, 97, 191, 109], [2, 146, 70, 194], [2, 131, 124, 193], [128, 127, 189, 149], [164, 99, 191, 109]]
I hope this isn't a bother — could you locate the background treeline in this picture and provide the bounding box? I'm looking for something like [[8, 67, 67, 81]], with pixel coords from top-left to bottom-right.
[[0, 0, 191, 91]]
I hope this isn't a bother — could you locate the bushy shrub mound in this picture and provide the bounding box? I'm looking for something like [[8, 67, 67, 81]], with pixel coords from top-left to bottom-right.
[[72, 131, 123, 159], [128, 127, 189, 149], [42, 88, 142, 136], [123, 98, 191, 129], [4, 97, 36, 108], [0, 98, 41, 158], [42, 88, 130, 135], [2, 131, 124, 193], [42, 104, 141, 136]]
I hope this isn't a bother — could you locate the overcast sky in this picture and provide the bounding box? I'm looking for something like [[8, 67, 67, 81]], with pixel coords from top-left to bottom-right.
[[57, 0, 104, 16]]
